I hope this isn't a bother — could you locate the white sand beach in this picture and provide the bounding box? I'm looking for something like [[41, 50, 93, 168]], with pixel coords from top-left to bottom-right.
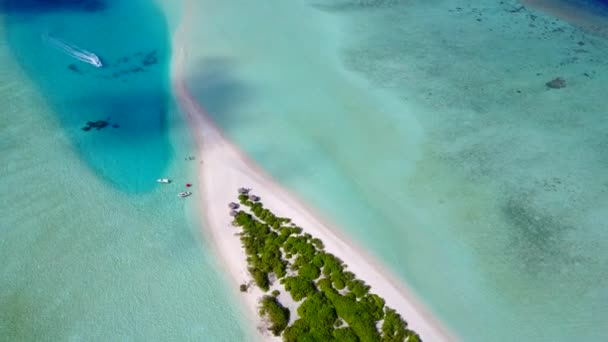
[[171, 5, 454, 341]]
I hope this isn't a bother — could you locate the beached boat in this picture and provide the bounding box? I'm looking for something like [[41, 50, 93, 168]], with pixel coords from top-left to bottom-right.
[[177, 191, 192, 198], [156, 178, 171, 183], [42, 33, 103, 68]]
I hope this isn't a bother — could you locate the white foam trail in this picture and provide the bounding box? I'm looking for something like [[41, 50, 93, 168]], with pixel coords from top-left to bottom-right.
[[42, 33, 103, 68]]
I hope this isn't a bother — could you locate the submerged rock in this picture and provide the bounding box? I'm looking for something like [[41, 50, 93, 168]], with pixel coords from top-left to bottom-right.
[[82, 120, 110, 131], [546, 77, 566, 89]]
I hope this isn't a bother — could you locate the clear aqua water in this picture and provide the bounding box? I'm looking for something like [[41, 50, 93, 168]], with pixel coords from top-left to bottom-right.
[[182, 0, 608, 341], [5, 0, 173, 192], [0, 1, 250, 340]]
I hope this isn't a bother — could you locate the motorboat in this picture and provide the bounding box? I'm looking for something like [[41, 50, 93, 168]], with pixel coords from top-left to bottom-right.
[[178, 191, 192, 198], [157, 178, 171, 184], [42, 33, 103, 68]]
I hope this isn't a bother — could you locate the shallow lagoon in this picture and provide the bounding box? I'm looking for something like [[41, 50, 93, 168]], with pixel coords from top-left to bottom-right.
[[0, 0, 249, 340]]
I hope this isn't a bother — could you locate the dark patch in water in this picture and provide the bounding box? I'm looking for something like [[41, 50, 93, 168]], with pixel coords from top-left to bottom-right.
[[185, 57, 252, 124], [68, 63, 82, 74], [1, 0, 107, 13], [142, 50, 158, 66], [546, 77, 567, 88], [81, 118, 120, 131], [501, 194, 576, 272], [113, 56, 129, 65], [81, 119, 109, 131], [88, 49, 159, 80]]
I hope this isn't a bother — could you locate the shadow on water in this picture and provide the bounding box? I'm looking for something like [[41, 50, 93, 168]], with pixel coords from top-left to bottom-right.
[[4, 0, 173, 193], [185, 57, 255, 133], [184, 57, 323, 184]]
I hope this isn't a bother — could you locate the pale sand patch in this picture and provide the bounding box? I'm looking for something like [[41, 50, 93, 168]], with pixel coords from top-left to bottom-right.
[[170, 3, 454, 341]]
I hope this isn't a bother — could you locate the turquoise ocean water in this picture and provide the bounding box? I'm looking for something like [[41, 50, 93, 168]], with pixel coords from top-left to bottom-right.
[[0, 0, 250, 340], [182, 0, 608, 341]]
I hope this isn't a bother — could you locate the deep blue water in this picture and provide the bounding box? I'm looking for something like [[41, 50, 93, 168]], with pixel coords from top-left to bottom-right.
[[4, 0, 172, 193]]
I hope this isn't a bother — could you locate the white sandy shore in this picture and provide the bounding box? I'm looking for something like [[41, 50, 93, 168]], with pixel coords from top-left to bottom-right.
[[171, 8, 454, 342]]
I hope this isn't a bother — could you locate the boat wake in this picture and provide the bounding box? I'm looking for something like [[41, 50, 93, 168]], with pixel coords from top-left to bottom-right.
[[42, 33, 103, 68]]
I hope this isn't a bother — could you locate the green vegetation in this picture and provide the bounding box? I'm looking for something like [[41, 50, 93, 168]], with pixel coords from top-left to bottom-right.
[[260, 295, 290, 336], [239, 284, 248, 292], [232, 191, 420, 341]]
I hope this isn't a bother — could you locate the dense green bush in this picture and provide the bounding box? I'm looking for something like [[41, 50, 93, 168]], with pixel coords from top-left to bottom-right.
[[333, 327, 360, 342], [381, 307, 408, 342], [321, 253, 344, 276], [297, 292, 337, 330], [361, 294, 385, 321], [283, 276, 317, 301], [347, 279, 371, 298], [250, 268, 269, 291], [316, 277, 333, 292], [330, 270, 346, 290], [282, 319, 309, 342], [311, 238, 324, 250], [407, 332, 422, 342], [323, 286, 382, 342], [298, 263, 321, 281], [344, 271, 355, 280], [312, 253, 325, 268], [259, 295, 290, 336]]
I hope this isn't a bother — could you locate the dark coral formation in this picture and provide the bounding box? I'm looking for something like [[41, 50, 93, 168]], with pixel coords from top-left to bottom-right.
[[142, 50, 158, 66], [81, 120, 119, 131], [93, 49, 159, 80], [81, 120, 108, 131], [546, 77, 566, 89]]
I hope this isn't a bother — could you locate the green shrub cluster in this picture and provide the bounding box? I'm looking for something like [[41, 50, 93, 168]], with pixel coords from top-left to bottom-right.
[[260, 295, 290, 336], [282, 276, 317, 301], [235, 210, 288, 291], [231, 191, 420, 342]]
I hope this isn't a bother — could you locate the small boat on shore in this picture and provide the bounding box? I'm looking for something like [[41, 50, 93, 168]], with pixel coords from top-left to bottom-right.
[[157, 178, 171, 184], [178, 191, 192, 198]]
